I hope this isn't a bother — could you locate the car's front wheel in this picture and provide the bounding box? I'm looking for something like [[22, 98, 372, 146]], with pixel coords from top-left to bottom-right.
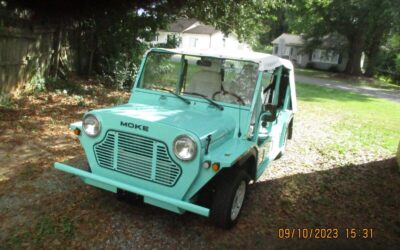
[[210, 170, 249, 229]]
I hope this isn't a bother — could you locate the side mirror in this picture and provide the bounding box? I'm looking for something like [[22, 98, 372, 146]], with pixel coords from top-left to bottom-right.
[[261, 104, 277, 127]]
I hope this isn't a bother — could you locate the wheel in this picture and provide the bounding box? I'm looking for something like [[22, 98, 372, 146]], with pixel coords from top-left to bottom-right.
[[275, 127, 289, 160], [210, 170, 249, 229]]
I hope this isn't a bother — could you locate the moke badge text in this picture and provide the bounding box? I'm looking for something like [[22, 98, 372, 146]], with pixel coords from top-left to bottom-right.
[[120, 121, 149, 132]]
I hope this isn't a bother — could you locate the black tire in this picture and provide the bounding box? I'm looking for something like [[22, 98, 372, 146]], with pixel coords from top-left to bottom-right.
[[275, 127, 289, 160], [210, 170, 249, 229]]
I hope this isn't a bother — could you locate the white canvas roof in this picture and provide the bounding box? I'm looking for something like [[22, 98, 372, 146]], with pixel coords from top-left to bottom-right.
[[149, 48, 297, 112]]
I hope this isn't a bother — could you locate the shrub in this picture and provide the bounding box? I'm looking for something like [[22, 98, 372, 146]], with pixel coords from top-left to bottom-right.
[[26, 71, 46, 93], [97, 54, 138, 90], [305, 62, 315, 69], [45, 78, 86, 95], [0, 93, 13, 108], [327, 66, 340, 73]]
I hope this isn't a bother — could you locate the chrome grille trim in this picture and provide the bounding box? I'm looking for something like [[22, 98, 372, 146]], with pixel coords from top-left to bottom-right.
[[94, 130, 181, 186]]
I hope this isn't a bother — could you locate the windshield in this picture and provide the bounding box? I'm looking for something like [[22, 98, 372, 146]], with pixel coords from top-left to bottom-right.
[[139, 52, 259, 106]]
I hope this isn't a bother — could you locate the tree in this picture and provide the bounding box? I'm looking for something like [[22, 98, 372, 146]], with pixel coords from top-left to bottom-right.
[[4, 0, 185, 85], [183, 0, 280, 47], [375, 34, 400, 83], [290, 0, 400, 75], [4, 0, 281, 87], [256, 2, 291, 51]]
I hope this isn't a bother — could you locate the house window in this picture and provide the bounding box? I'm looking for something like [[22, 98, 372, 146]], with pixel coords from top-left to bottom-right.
[[274, 46, 278, 54], [189, 37, 198, 48], [311, 49, 340, 64], [284, 47, 291, 56]]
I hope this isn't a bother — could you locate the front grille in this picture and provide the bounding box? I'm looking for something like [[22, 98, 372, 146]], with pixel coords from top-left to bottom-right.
[[94, 131, 181, 186]]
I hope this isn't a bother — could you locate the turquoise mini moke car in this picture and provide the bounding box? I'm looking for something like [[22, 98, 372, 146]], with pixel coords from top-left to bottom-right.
[[54, 48, 297, 228]]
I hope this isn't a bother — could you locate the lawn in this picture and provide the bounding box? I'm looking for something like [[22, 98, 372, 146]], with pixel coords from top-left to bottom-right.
[[297, 83, 400, 154], [296, 68, 400, 91]]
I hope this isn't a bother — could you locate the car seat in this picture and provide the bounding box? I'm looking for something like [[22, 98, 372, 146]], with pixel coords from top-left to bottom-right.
[[186, 59, 222, 98]]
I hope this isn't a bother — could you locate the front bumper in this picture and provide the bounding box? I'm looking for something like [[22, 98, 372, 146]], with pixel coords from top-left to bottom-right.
[[54, 160, 210, 217]]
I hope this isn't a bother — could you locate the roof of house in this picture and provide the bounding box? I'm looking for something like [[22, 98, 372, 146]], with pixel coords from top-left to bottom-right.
[[184, 25, 218, 35], [271, 33, 304, 46], [166, 18, 198, 33], [272, 33, 347, 49], [163, 18, 218, 35]]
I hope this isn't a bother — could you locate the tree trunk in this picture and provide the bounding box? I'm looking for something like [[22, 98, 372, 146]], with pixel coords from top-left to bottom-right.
[[86, 31, 96, 79], [52, 25, 63, 78], [364, 36, 382, 77], [87, 49, 95, 79], [76, 22, 83, 75], [345, 35, 363, 75]]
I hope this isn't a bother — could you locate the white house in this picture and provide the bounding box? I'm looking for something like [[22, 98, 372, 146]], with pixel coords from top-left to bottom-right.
[[271, 33, 359, 72], [153, 18, 251, 51]]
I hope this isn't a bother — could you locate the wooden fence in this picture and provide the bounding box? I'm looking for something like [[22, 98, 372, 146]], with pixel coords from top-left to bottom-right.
[[0, 25, 80, 94], [0, 27, 56, 93]]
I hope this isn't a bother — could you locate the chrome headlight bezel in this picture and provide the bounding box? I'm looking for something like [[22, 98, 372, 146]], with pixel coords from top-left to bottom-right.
[[173, 135, 197, 161], [82, 114, 101, 137]]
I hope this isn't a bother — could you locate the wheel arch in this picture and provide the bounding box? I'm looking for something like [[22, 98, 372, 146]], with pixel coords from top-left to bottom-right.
[[193, 147, 258, 206], [232, 147, 258, 181]]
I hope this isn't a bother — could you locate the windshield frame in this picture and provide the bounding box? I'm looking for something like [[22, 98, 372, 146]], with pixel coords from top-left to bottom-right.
[[134, 50, 261, 108]]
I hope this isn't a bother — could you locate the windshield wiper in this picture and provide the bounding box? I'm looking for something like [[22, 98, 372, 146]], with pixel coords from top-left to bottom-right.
[[182, 92, 224, 110], [152, 88, 190, 104]]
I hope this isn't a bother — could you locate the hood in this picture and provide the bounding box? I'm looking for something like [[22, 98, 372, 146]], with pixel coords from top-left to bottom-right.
[[92, 103, 236, 145]]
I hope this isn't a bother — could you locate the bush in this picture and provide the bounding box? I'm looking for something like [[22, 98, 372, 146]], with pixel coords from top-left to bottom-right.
[[305, 62, 315, 69], [26, 71, 46, 93], [45, 78, 86, 95], [0, 93, 13, 108], [327, 66, 340, 73], [97, 55, 138, 90]]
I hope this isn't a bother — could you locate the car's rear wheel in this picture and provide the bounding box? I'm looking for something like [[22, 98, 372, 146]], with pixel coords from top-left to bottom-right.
[[210, 170, 249, 229]]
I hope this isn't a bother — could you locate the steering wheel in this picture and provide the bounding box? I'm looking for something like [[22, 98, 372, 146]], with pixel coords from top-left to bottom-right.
[[212, 90, 245, 105]]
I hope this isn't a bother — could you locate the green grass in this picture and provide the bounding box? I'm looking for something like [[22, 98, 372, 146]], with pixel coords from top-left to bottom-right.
[[296, 68, 400, 91], [297, 83, 400, 154]]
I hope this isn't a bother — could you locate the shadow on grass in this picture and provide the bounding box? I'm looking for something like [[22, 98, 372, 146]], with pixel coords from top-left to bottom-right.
[[297, 83, 377, 103]]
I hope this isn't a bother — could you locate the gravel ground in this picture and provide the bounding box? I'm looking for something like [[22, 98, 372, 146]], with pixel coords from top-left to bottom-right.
[[0, 87, 399, 249]]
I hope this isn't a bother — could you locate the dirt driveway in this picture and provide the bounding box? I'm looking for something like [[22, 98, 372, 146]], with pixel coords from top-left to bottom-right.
[[0, 87, 399, 249]]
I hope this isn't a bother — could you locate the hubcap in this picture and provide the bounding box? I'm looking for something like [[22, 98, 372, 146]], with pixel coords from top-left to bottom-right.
[[230, 181, 246, 221]]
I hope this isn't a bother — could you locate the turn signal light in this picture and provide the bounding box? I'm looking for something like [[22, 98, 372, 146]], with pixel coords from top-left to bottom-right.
[[73, 128, 81, 136], [211, 163, 220, 172]]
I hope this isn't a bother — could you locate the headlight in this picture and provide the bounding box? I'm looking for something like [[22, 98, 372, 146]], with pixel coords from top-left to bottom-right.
[[173, 135, 197, 161], [83, 114, 101, 137]]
